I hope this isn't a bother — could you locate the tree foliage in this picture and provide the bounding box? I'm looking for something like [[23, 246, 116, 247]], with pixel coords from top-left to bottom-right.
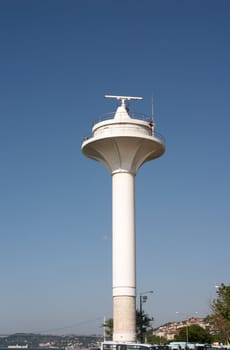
[[103, 318, 113, 339], [209, 283, 230, 344], [174, 325, 213, 344], [136, 309, 154, 342]]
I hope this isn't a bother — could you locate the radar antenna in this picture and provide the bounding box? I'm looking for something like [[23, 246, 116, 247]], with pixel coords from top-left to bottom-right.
[[104, 95, 143, 108]]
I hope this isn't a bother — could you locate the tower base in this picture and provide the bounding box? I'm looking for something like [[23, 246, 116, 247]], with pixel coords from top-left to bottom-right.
[[113, 296, 136, 342]]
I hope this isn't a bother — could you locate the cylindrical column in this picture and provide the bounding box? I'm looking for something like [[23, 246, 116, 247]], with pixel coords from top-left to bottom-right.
[[112, 171, 136, 342]]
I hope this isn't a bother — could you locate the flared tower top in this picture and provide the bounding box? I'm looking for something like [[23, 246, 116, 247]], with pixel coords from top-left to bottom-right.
[[82, 95, 165, 175]]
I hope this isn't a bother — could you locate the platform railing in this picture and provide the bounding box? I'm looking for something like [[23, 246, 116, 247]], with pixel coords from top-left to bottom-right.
[[92, 111, 152, 125], [82, 111, 165, 146]]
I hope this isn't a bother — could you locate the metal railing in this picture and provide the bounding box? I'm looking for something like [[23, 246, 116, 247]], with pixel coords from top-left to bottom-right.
[[82, 111, 166, 146], [92, 111, 152, 125]]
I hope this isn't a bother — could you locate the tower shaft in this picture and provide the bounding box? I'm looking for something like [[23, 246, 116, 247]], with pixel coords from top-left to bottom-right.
[[112, 172, 136, 341]]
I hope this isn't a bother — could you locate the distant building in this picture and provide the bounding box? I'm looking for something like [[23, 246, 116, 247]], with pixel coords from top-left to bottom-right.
[[153, 317, 208, 340]]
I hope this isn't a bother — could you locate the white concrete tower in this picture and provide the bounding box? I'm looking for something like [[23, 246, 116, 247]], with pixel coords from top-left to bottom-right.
[[81, 95, 165, 343]]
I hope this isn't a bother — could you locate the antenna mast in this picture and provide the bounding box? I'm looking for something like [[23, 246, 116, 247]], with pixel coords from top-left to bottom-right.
[[151, 95, 155, 122]]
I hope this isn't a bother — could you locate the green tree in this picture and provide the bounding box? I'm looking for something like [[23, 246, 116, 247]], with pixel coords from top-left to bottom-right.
[[136, 309, 154, 342], [208, 283, 230, 345], [174, 325, 213, 343], [103, 318, 113, 339]]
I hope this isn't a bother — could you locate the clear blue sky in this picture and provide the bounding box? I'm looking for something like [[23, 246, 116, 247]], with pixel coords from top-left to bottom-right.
[[0, 0, 229, 336]]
